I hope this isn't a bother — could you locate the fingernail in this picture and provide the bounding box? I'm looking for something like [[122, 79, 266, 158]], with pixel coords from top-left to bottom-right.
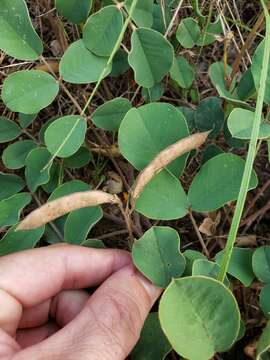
[[136, 270, 162, 300]]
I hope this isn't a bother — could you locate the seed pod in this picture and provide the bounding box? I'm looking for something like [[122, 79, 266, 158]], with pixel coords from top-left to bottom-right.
[[17, 190, 120, 230], [133, 131, 209, 200]]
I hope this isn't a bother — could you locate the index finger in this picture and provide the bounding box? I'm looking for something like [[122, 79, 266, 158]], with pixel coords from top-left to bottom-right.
[[0, 244, 131, 307]]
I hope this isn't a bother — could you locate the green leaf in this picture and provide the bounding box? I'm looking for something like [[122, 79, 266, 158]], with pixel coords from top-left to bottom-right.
[[125, 0, 154, 28], [202, 144, 223, 164], [237, 320, 246, 342], [228, 108, 270, 139], [55, 0, 92, 24], [0, 193, 31, 228], [128, 28, 174, 88], [0, 0, 43, 60], [0, 173, 25, 201], [251, 40, 270, 105], [183, 249, 206, 276], [2, 140, 36, 169], [188, 153, 258, 212], [152, 3, 171, 34], [110, 49, 130, 77], [260, 284, 270, 319], [236, 67, 256, 101], [2, 70, 59, 114], [92, 97, 132, 131], [135, 170, 189, 220], [196, 16, 222, 46], [131, 312, 172, 360], [252, 246, 270, 283], [176, 18, 200, 49], [60, 40, 112, 84], [25, 147, 52, 192], [45, 115, 87, 158], [132, 226, 186, 288], [0, 224, 45, 256], [63, 147, 91, 169], [64, 205, 103, 244], [119, 103, 189, 176], [192, 259, 230, 287], [83, 5, 123, 57], [48, 180, 102, 244], [141, 83, 164, 102], [81, 239, 106, 248], [42, 162, 62, 194], [194, 97, 224, 138], [216, 248, 255, 286], [49, 180, 91, 200], [178, 106, 195, 132], [159, 276, 240, 360], [256, 321, 270, 360], [0, 117, 21, 143], [170, 56, 194, 88], [18, 113, 37, 128]]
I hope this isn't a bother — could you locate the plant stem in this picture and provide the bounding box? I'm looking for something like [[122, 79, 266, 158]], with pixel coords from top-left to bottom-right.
[[218, 1, 270, 283], [80, 0, 139, 116]]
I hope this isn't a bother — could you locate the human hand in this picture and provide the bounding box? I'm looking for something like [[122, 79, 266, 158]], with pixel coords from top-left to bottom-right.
[[0, 244, 161, 360]]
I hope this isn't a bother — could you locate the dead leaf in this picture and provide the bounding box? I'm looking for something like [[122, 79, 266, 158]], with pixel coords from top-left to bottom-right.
[[199, 212, 221, 236], [103, 171, 123, 194], [236, 235, 257, 247]]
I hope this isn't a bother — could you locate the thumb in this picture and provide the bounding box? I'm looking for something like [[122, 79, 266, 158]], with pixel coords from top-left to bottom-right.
[[16, 265, 161, 360]]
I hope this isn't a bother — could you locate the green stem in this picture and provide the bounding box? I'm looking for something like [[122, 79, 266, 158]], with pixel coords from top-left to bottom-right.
[[80, 0, 138, 116], [218, 1, 270, 283]]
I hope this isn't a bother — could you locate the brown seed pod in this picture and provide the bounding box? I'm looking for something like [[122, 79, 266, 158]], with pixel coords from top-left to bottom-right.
[[17, 191, 120, 231], [132, 131, 209, 200]]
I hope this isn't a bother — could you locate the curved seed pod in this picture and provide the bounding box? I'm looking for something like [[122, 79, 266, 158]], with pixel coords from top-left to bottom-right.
[[133, 131, 209, 200], [17, 190, 120, 231]]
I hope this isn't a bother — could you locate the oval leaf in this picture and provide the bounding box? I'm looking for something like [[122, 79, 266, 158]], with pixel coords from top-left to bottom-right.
[[60, 40, 111, 84], [170, 56, 194, 89], [83, 5, 123, 57], [260, 284, 270, 319], [2, 70, 59, 114], [92, 97, 132, 131], [119, 103, 189, 176], [25, 147, 52, 192], [192, 259, 230, 286], [0, 193, 31, 228], [159, 276, 240, 360], [252, 246, 270, 283], [45, 115, 87, 158], [251, 40, 270, 105], [0, 117, 21, 143], [0, 0, 43, 60], [0, 224, 45, 256], [228, 108, 270, 139], [63, 147, 91, 169], [135, 170, 188, 220], [125, 0, 154, 28], [188, 153, 258, 212], [0, 173, 25, 201], [132, 226, 186, 288], [55, 0, 92, 24], [128, 28, 174, 88], [216, 247, 255, 287], [176, 18, 201, 49], [131, 312, 172, 360], [2, 140, 36, 169]]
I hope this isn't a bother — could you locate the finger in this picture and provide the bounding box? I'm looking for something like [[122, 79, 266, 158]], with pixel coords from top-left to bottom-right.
[[0, 245, 130, 336], [16, 323, 59, 349], [19, 290, 89, 329], [15, 265, 161, 360], [0, 244, 131, 308]]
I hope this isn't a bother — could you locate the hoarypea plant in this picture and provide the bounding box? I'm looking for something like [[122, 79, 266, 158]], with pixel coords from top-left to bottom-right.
[[0, 0, 270, 358]]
